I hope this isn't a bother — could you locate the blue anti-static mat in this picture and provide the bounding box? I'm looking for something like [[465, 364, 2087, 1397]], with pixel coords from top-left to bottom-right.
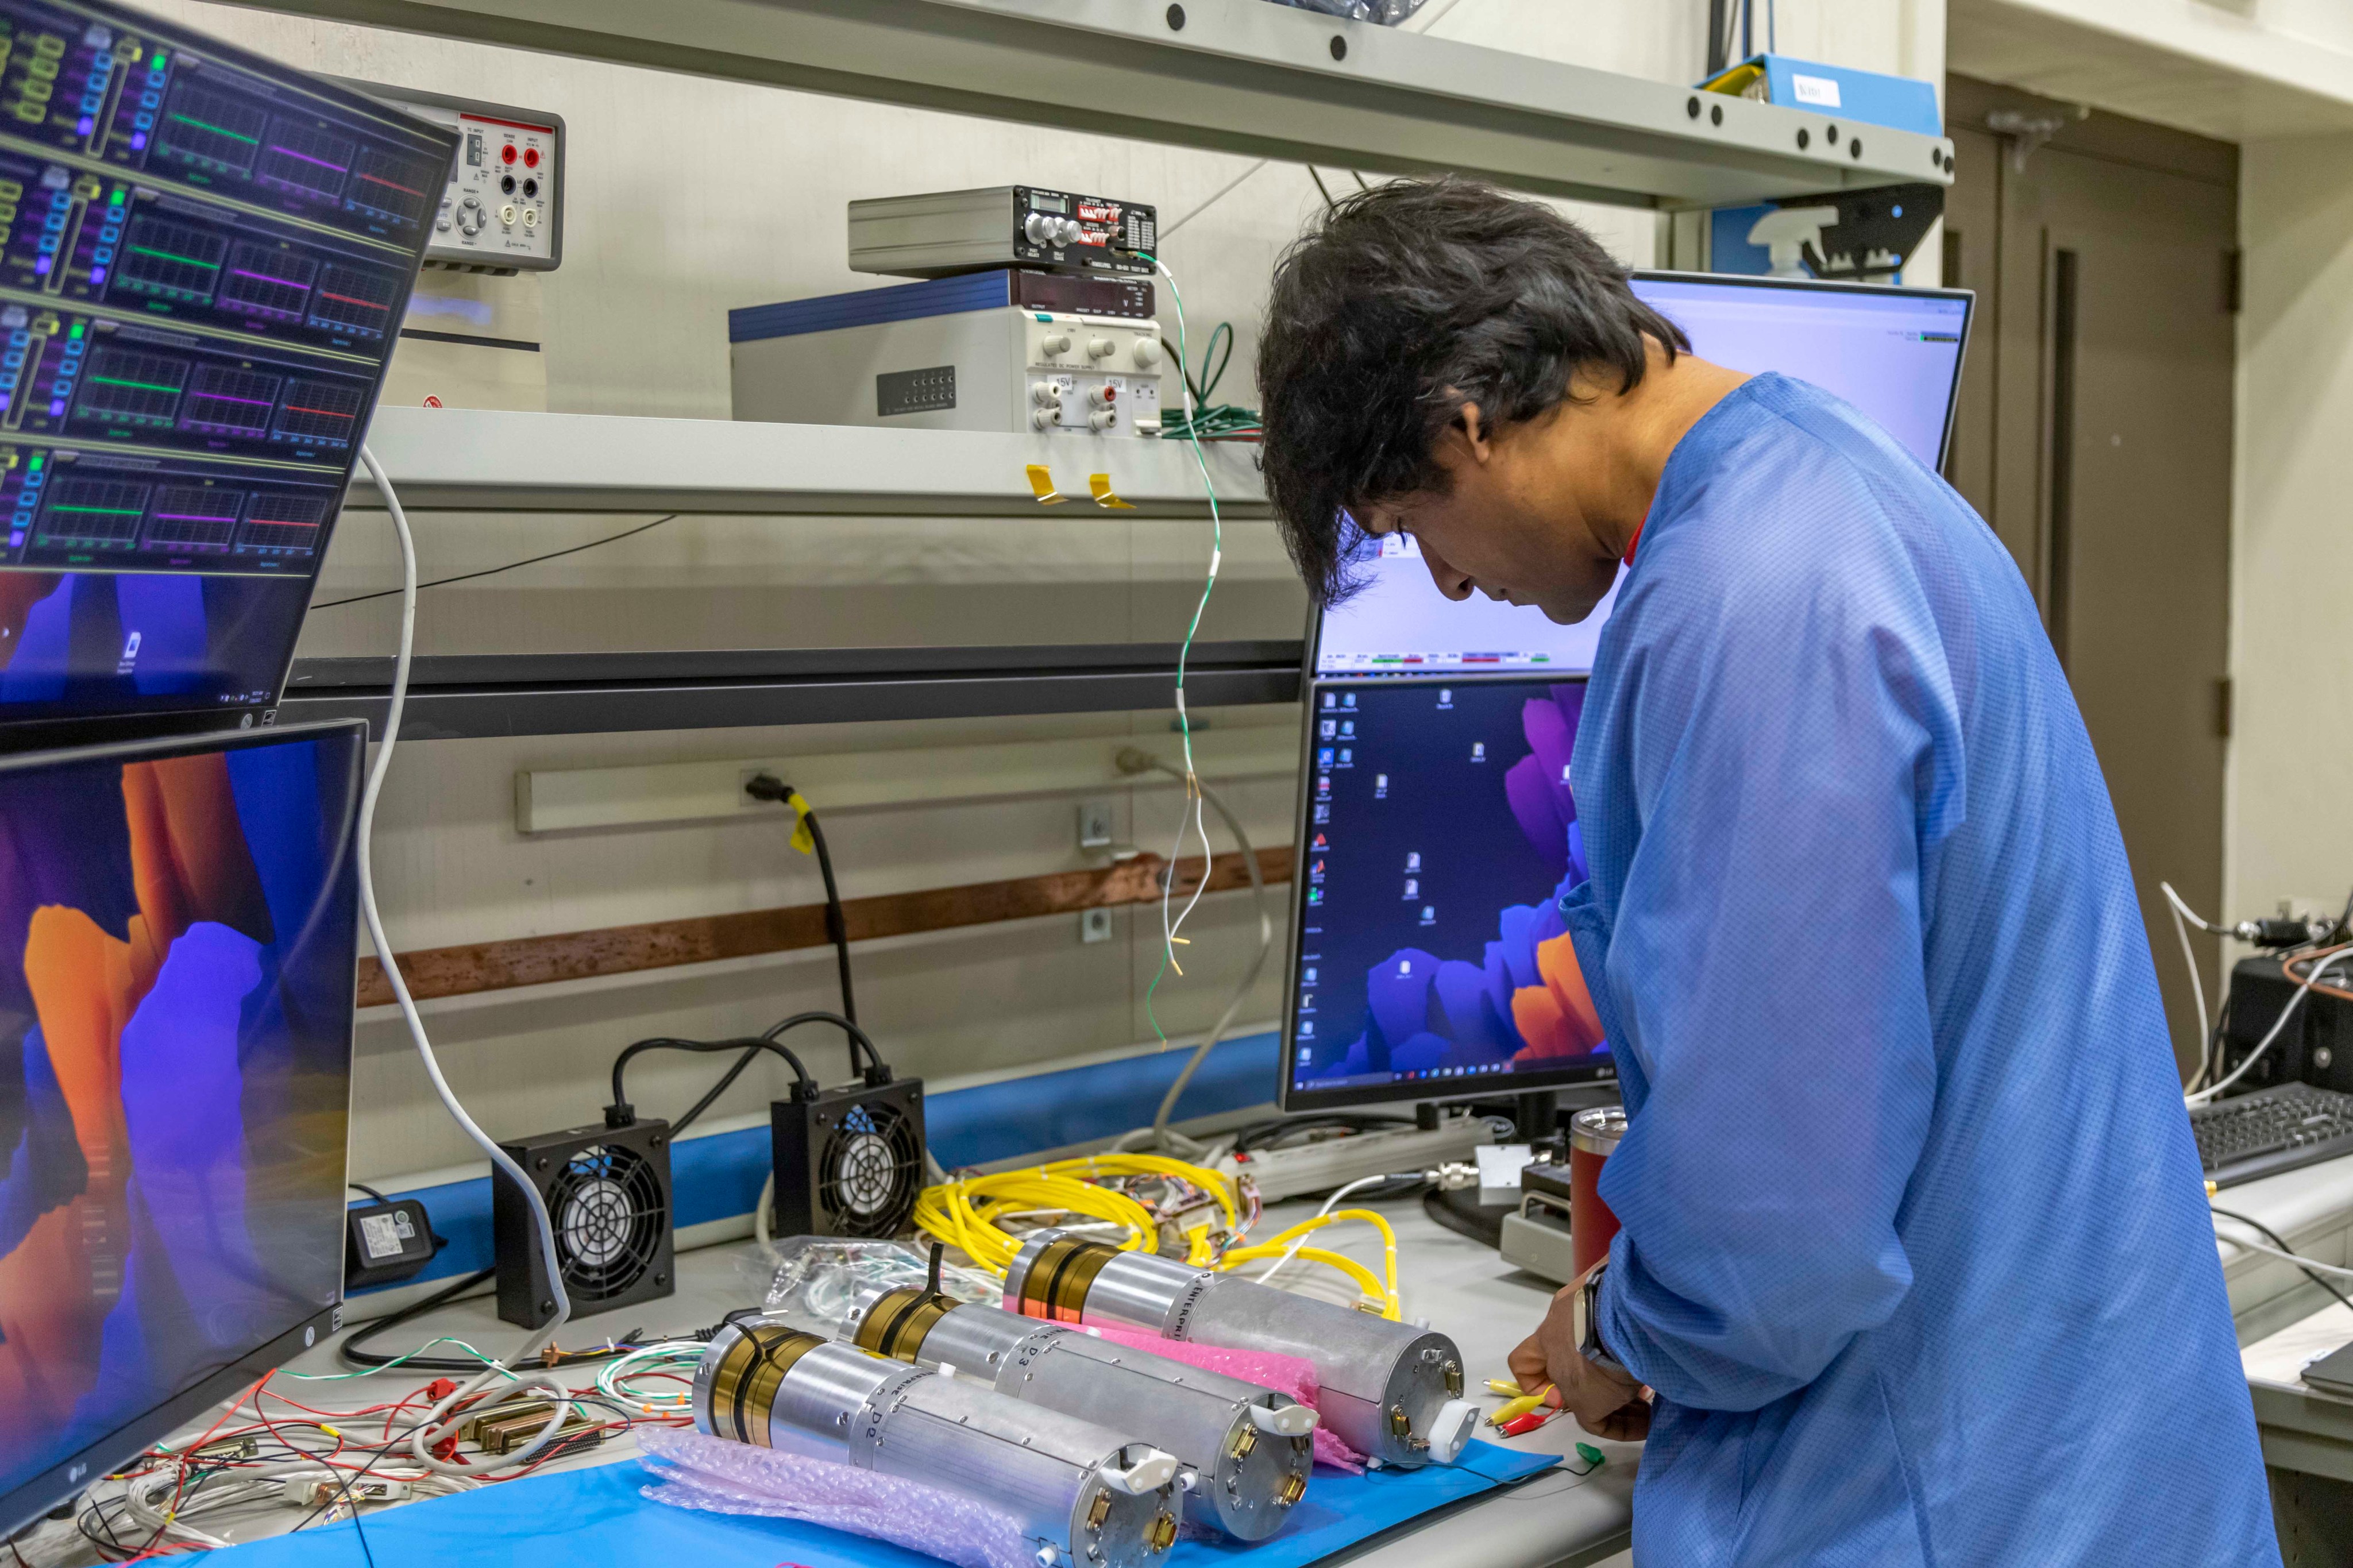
[[199, 1442, 1559, 1566]]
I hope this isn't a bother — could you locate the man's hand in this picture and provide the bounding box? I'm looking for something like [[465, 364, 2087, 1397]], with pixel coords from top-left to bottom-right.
[[1508, 1273, 1652, 1442]]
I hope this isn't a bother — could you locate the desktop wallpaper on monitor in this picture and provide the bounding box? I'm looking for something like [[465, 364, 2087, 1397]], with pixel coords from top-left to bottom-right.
[[1290, 679, 1610, 1100], [0, 732, 356, 1509]]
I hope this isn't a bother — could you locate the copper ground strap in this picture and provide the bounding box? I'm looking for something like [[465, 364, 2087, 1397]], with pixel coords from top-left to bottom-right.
[[1016, 1237, 1121, 1323], [708, 1326, 824, 1445], [854, 1288, 956, 1362]]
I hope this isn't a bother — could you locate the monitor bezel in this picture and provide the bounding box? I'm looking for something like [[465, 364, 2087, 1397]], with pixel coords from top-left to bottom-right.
[[0, 0, 460, 745], [1280, 271, 1974, 1114], [0, 717, 365, 1542], [1277, 673, 1621, 1115], [1301, 268, 1976, 681]]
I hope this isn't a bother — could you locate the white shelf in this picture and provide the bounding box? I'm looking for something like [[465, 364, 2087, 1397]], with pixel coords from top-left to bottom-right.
[[240, 0, 1953, 207], [346, 406, 1268, 516]]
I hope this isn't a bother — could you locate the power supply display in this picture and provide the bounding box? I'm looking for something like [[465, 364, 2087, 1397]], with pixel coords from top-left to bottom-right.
[[731, 269, 1165, 438], [851, 186, 1156, 280]]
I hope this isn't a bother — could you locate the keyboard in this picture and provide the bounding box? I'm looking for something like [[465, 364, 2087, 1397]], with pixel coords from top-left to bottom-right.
[[2192, 1083, 2353, 1188]]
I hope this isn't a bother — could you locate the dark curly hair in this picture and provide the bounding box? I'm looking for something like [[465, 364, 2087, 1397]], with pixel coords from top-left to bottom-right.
[[1256, 177, 1689, 604]]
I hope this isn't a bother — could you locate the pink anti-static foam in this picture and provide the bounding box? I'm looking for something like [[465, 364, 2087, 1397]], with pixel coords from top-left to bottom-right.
[[1078, 1323, 1366, 1472], [636, 1427, 1039, 1568]]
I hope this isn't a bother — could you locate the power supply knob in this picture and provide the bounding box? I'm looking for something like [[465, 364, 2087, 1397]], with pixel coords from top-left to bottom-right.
[[1024, 213, 1056, 245], [1087, 337, 1117, 360], [1039, 332, 1073, 357], [1088, 408, 1116, 431], [1032, 406, 1060, 431], [1056, 217, 1085, 246], [1131, 338, 1163, 368]]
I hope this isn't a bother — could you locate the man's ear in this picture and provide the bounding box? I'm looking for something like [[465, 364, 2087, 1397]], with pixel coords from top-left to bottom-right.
[[1442, 400, 1495, 467], [1449, 401, 1487, 463]]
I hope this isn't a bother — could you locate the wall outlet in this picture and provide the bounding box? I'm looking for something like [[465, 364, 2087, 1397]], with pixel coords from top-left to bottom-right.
[[1080, 908, 1114, 944], [1077, 798, 1117, 852]]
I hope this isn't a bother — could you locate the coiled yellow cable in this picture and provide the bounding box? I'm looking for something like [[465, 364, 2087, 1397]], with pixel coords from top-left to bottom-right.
[[912, 1160, 1401, 1316]]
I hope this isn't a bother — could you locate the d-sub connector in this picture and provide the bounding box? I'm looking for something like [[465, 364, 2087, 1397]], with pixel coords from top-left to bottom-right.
[[1148, 1511, 1178, 1552], [1086, 1489, 1113, 1532], [1228, 1424, 1257, 1462], [1278, 1472, 1307, 1507]]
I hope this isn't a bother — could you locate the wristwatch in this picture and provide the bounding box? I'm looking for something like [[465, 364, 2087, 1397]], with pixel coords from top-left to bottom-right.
[[1571, 1260, 1628, 1380]]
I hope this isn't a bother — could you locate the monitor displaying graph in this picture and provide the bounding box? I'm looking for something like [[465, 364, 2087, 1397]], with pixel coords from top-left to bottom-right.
[[0, 0, 457, 736]]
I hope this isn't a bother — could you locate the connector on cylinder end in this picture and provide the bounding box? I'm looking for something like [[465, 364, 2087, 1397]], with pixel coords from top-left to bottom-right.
[[1248, 1401, 1318, 1437], [1101, 1447, 1179, 1495], [1428, 1400, 1479, 1464]]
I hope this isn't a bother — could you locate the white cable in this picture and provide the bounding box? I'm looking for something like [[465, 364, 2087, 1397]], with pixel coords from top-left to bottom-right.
[[2161, 881, 2227, 934], [1147, 253, 1220, 960], [2211, 1215, 2353, 1283], [2160, 881, 2215, 1090], [353, 445, 578, 1478], [1254, 1173, 1399, 1287], [2187, 948, 2353, 1106]]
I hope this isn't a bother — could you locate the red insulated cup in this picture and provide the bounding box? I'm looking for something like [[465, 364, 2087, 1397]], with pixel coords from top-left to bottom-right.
[[1569, 1104, 1627, 1279]]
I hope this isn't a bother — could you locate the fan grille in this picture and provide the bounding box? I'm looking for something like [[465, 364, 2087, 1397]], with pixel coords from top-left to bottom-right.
[[817, 1100, 920, 1238], [546, 1142, 667, 1302]]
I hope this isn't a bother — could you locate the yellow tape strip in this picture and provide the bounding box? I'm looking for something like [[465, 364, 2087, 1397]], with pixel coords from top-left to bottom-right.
[[1027, 465, 1069, 505], [1089, 473, 1136, 510]]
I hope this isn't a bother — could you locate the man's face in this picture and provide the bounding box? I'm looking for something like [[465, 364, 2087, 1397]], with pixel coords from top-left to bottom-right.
[[1361, 403, 1620, 627]]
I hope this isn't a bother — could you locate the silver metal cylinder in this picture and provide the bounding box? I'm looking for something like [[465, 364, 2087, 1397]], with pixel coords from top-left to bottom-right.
[[695, 1316, 1183, 1567], [846, 1288, 1316, 1540], [1003, 1234, 1478, 1468]]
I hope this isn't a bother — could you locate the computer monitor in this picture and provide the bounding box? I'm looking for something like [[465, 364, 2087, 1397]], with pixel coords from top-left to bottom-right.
[[1308, 271, 1972, 679], [0, 0, 457, 744], [1285, 272, 1973, 1110], [0, 719, 362, 1540], [1282, 677, 1615, 1110]]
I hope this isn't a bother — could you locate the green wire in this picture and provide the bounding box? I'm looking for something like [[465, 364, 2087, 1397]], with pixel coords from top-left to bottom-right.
[[278, 1335, 520, 1382], [1136, 252, 1224, 1057], [1160, 318, 1261, 443]]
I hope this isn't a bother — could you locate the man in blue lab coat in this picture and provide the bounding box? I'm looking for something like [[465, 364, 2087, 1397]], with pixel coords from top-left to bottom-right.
[[1253, 179, 2275, 1565]]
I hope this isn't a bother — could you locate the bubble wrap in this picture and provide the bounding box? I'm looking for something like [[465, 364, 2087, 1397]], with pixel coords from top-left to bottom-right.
[[1077, 1324, 1365, 1472], [761, 1237, 1001, 1334], [637, 1427, 1039, 1568]]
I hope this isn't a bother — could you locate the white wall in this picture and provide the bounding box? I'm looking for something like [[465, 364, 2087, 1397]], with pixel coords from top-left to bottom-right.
[[136, 0, 1938, 1181], [2229, 134, 2353, 928]]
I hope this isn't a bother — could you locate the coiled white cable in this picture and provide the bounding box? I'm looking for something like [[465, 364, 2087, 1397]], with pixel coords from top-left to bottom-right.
[[353, 445, 581, 1477]]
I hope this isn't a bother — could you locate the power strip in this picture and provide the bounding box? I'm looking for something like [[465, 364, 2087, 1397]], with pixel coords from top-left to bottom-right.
[[1215, 1114, 1498, 1203]]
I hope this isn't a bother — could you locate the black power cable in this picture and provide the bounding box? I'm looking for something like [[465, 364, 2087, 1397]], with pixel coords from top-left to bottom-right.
[[607, 1035, 816, 1134], [308, 513, 682, 609], [745, 774, 858, 1037]]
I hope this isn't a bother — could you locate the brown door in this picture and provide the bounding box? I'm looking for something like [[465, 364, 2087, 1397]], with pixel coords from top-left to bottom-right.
[[1942, 78, 2238, 1079]]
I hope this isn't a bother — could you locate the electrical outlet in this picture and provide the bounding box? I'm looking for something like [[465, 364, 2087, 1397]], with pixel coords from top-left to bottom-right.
[[1077, 798, 1117, 852], [1080, 907, 1114, 944]]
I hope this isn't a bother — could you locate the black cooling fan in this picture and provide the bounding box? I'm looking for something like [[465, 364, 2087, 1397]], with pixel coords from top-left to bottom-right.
[[493, 1118, 674, 1329], [772, 1076, 925, 1239]]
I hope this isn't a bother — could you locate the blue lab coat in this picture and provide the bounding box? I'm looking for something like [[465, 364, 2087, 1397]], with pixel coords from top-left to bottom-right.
[[1564, 374, 2276, 1565]]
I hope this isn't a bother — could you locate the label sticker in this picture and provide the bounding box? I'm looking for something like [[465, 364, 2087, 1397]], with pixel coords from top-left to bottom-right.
[[1791, 73, 1842, 108]]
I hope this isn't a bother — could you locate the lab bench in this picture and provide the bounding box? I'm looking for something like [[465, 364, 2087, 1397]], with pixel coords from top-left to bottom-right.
[[2228, 1150, 2353, 1564], [14, 1195, 1631, 1567]]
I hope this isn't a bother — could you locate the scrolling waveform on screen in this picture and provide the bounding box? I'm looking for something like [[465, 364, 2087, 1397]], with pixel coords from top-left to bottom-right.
[[0, 741, 349, 1500], [1309, 685, 1608, 1081]]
